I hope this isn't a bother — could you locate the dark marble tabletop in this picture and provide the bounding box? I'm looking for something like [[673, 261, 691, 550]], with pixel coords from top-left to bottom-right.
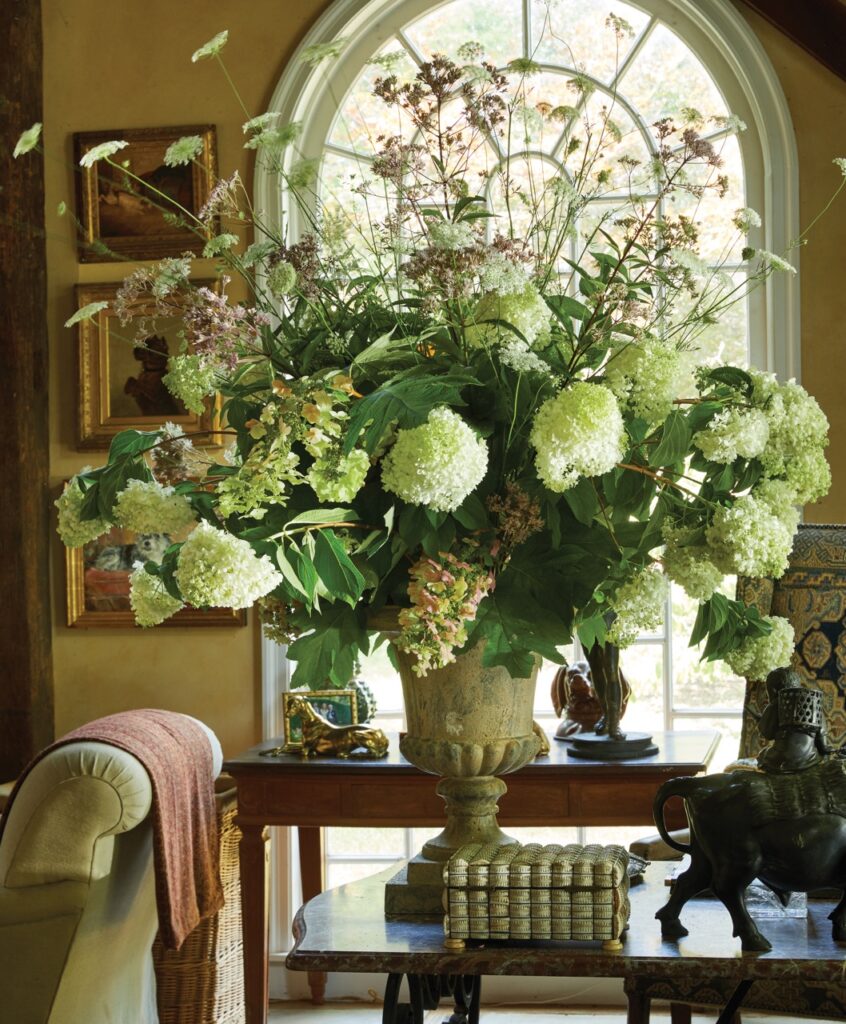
[[287, 863, 846, 985]]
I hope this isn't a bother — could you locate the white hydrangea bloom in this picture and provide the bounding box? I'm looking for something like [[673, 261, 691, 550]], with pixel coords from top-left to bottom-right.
[[606, 567, 669, 648], [163, 354, 216, 414], [661, 523, 724, 602], [725, 615, 795, 680], [782, 447, 831, 505], [605, 336, 688, 425], [759, 379, 829, 476], [307, 449, 371, 503], [113, 479, 196, 534], [466, 280, 552, 348], [55, 470, 110, 548], [529, 383, 626, 492], [174, 521, 283, 608], [705, 494, 794, 578], [428, 221, 475, 250], [129, 566, 184, 627], [693, 406, 770, 464], [752, 478, 801, 535], [381, 407, 488, 513]]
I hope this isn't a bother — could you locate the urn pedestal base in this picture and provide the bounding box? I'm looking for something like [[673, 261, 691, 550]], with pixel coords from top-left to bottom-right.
[[384, 775, 518, 918]]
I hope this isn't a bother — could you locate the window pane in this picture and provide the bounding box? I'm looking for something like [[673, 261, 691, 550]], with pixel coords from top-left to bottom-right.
[[617, 22, 728, 125], [327, 860, 400, 888], [329, 45, 419, 153], [530, 0, 651, 85], [405, 0, 525, 65], [327, 827, 407, 857], [671, 583, 746, 711], [358, 642, 403, 715], [617, 642, 663, 732]]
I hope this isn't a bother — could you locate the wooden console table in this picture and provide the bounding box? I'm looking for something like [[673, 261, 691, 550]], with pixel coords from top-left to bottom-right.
[[287, 862, 841, 1024], [223, 729, 719, 1024]]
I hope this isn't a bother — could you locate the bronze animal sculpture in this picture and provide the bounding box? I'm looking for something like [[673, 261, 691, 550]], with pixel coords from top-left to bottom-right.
[[288, 694, 389, 759], [653, 672, 846, 951], [550, 657, 631, 740]]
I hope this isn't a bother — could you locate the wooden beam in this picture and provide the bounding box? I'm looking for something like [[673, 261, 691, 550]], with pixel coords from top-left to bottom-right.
[[739, 0, 846, 82], [0, 0, 54, 777]]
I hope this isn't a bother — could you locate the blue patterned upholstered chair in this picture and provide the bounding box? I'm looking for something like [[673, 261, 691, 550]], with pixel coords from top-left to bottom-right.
[[625, 523, 846, 1024]]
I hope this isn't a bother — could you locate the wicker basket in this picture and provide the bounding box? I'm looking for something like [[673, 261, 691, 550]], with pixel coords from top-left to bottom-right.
[[153, 778, 245, 1024]]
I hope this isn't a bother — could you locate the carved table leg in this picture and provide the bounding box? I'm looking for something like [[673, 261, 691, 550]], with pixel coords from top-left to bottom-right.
[[298, 825, 326, 1005], [715, 981, 751, 1024], [669, 1004, 691, 1024], [239, 822, 270, 1024]]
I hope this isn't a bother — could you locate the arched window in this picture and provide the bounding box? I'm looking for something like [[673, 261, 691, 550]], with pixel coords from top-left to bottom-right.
[[260, 0, 799, 895]]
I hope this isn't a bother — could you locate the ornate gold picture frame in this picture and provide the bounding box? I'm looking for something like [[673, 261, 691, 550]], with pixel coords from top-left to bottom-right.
[[65, 525, 246, 628], [282, 690, 359, 751], [74, 125, 217, 262], [75, 281, 220, 450]]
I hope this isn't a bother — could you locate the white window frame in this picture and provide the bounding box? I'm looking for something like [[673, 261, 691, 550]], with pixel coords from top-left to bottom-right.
[[259, 0, 800, 985]]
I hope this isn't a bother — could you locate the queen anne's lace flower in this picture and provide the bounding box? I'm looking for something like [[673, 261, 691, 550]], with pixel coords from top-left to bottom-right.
[[725, 615, 795, 680], [130, 567, 184, 627], [307, 449, 370, 503], [55, 471, 110, 547], [381, 407, 488, 512], [499, 338, 548, 374], [174, 521, 282, 608], [530, 383, 626, 492], [164, 135, 204, 167], [705, 494, 794, 578], [606, 567, 668, 647], [661, 523, 724, 602], [467, 281, 552, 348], [478, 252, 530, 294], [693, 406, 769, 464], [605, 337, 688, 425], [113, 479, 196, 534], [428, 221, 475, 250], [733, 207, 761, 232]]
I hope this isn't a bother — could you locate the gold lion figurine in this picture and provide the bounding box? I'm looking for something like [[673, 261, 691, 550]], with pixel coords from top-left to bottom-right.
[[288, 694, 390, 758]]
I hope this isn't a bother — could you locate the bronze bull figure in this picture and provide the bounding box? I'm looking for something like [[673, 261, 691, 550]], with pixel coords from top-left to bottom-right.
[[653, 759, 846, 951]]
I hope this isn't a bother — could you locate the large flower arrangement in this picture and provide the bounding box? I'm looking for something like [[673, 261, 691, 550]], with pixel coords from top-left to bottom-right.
[[27, 25, 845, 689]]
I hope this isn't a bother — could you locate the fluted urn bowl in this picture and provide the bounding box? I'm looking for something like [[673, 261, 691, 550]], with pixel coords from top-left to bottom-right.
[[385, 642, 540, 918]]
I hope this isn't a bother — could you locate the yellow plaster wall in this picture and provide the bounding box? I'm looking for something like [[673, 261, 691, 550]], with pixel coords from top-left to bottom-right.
[[42, 1, 846, 754], [44, 0, 332, 754]]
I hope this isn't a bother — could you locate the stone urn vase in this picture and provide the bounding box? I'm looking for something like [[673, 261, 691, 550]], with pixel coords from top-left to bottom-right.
[[384, 641, 540, 918]]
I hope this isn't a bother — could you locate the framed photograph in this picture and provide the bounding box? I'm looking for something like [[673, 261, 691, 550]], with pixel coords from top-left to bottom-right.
[[74, 125, 217, 262], [66, 524, 246, 628], [76, 281, 220, 450], [282, 690, 359, 751]]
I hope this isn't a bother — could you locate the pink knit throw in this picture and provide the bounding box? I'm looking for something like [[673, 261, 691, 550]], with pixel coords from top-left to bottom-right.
[[0, 709, 224, 949]]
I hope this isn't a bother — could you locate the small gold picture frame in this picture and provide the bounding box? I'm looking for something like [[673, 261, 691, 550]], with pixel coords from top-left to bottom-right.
[[66, 525, 246, 628], [282, 690, 359, 751], [75, 281, 220, 450], [74, 125, 217, 262]]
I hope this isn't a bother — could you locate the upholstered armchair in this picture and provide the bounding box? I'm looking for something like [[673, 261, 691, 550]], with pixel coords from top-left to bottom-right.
[[626, 523, 846, 1024], [0, 715, 222, 1024]]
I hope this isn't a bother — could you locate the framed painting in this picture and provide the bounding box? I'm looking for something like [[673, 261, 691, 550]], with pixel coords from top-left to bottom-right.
[[282, 690, 359, 751], [66, 524, 246, 628], [74, 125, 217, 262], [75, 281, 220, 450]]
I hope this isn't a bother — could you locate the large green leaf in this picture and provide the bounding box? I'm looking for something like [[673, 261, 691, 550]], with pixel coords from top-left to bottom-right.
[[107, 429, 163, 460], [342, 372, 478, 455], [312, 529, 366, 606], [649, 410, 691, 468], [287, 604, 366, 688]]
